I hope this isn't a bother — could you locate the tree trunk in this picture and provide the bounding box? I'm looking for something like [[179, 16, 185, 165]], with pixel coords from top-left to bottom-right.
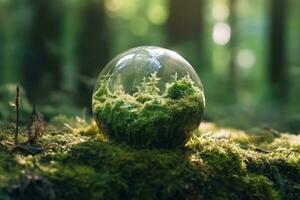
[[167, 0, 204, 72], [228, 0, 238, 97], [77, 0, 109, 107], [61, 1, 82, 94], [0, 1, 29, 85], [23, 0, 63, 101], [269, 0, 288, 104]]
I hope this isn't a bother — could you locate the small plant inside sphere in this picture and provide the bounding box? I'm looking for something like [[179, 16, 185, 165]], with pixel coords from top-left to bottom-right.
[[92, 46, 205, 148]]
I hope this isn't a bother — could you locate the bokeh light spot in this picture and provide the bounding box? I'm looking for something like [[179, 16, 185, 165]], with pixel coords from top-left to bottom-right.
[[147, 5, 168, 25], [212, 3, 229, 21], [105, 0, 123, 12], [236, 49, 256, 69], [212, 23, 231, 45]]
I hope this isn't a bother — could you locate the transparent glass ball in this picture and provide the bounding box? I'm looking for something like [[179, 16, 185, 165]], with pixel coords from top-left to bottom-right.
[[92, 46, 205, 148]]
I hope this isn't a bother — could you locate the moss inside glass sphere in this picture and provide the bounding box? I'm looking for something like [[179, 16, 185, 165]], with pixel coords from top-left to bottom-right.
[[92, 46, 205, 148]]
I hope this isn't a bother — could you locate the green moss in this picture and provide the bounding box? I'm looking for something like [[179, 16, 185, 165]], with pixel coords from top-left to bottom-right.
[[0, 120, 299, 199], [92, 73, 205, 148]]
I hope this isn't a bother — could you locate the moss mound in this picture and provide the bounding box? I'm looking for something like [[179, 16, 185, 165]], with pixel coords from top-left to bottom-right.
[[92, 73, 205, 148], [0, 119, 299, 199]]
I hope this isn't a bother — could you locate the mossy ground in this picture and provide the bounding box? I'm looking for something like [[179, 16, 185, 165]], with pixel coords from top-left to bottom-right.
[[0, 117, 299, 200]]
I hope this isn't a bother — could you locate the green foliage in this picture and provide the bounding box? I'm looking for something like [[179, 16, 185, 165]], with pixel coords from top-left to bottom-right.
[[136, 72, 161, 96], [166, 73, 198, 100], [92, 73, 205, 148]]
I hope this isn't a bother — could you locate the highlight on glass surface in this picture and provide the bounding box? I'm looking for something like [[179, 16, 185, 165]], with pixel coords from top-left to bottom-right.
[[92, 46, 205, 148]]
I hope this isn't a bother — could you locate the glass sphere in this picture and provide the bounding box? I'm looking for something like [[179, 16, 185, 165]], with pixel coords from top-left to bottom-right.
[[92, 46, 205, 148]]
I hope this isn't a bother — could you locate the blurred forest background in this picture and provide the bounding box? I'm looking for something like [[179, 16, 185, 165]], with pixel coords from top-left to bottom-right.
[[0, 0, 299, 132]]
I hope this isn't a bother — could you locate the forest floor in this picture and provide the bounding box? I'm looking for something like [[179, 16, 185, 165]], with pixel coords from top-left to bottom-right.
[[0, 116, 299, 200]]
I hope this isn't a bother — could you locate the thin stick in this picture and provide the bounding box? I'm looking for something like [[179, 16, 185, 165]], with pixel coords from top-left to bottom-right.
[[15, 85, 20, 144]]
